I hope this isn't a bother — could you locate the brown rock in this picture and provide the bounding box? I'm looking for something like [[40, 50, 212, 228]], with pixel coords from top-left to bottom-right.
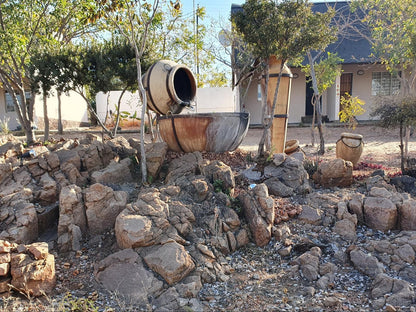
[[0, 240, 12, 253], [399, 199, 416, 231], [364, 197, 397, 231], [0, 277, 10, 293], [27, 242, 49, 260], [0, 263, 9, 276], [0, 252, 11, 264], [94, 249, 163, 304], [350, 248, 384, 277], [145, 142, 168, 181], [202, 160, 235, 195], [348, 193, 365, 224], [37, 173, 58, 205], [334, 219, 356, 242], [0, 163, 12, 186], [0, 202, 38, 244], [312, 158, 353, 187], [10, 253, 56, 297], [84, 183, 128, 235], [235, 228, 250, 248], [239, 184, 274, 247], [298, 205, 323, 225], [58, 185, 86, 251], [115, 210, 157, 248], [91, 158, 133, 184], [143, 242, 195, 285]]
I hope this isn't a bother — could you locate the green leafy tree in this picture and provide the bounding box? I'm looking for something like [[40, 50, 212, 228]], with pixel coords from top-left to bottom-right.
[[0, 0, 97, 144], [234, 0, 338, 156], [339, 93, 365, 129], [86, 0, 175, 183], [356, 0, 416, 158], [302, 52, 343, 154], [371, 96, 416, 171]]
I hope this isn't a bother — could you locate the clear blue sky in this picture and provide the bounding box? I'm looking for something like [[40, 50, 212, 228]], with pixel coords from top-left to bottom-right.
[[181, 0, 245, 23]]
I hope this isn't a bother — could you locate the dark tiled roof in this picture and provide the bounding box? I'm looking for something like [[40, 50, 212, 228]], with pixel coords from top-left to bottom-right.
[[231, 1, 377, 64]]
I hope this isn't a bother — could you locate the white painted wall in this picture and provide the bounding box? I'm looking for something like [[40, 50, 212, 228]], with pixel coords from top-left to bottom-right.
[[194, 87, 239, 114], [288, 68, 306, 124], [96, 91, 142, 123], [34, 90, 88, 124], [0, 88, 88, 131]]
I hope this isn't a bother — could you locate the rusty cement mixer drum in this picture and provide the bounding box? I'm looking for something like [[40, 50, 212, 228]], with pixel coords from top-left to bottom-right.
[[158, 112, 250, 153], [142, 60, 197, 115]]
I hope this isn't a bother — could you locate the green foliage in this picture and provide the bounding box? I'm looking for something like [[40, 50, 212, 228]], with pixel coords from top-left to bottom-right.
[[213, 179, 230, 195], [303, 158, 318, 177], [357, 0, 416, 94], [0, 0, 98, 144], [302, 52, 344, 94], [339, 93, 366, 129], [56, 293, 100, 312], [371, 95, 416, 128], [0, 117, 10, 134], [233, 0, 336, 63]]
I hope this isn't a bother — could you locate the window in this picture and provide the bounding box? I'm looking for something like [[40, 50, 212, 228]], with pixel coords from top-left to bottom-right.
[[372, 72, 401, 96], [257, 84, 262, 101], [4, 91, 31, 113]]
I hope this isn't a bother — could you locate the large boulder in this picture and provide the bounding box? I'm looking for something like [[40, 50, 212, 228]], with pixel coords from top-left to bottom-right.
[[371, 273, 415, 308], [58, 185, 86, 251], [94, 249, 163, 305], [115, 189, 172, 249], [77, 141, 114, 173], [136, 141, 168, 181], [91, 158, 133, 184], [10, 244, 55, 297], [399, 199, 416, 231], [0, 163, 12, 186], [312, 158, 353, 187], [37, 173, 58, 205], [165, 152, 203, 184], [364, 197, 397, 231], [0, 201, 38, 244], [201, 160, 235, 195], [84, 183, 128, 235], [263, 154, 311, 195], [350, 248, 385, 278], [143, 242, 195, 285], [239, 184, 274, 247], [106, 136, 137, 159]]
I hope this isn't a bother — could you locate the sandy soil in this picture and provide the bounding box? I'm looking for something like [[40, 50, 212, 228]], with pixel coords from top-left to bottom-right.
[[239, 124, 416, 171]]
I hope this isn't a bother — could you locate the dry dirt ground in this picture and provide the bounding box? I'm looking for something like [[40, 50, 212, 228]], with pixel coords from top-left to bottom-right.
[[240, 124, 415, 170], [2, 124, 415, 311]]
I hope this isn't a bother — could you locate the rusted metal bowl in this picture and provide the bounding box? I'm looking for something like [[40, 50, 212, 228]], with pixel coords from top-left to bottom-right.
[[157, 112, 250, 153]]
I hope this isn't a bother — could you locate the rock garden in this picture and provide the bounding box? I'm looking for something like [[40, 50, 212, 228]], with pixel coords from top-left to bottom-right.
[[1, 127, 416, 311]]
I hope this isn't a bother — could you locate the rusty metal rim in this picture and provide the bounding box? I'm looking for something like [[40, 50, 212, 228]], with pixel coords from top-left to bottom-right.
[[157, 112, 249, 121]]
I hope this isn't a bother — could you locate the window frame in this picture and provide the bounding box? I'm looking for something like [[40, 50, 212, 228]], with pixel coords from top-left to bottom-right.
[[4, 91, 31, 113], [371, 71, 401, 96]]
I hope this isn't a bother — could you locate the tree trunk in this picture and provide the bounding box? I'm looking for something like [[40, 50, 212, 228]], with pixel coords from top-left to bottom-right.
[[78, 92, 113, 138], [133, 44, 148, 184], [307, 52, 325, 154], [43, 93, 49, 142], [57, 91, 63, 135], [404, 125, 410, 160], [113, 87, 127, 137], [400, 123, 405, 172], [316, 95, 325, 155], [104, 92, 111, 126], [311, 97, 316, 147]]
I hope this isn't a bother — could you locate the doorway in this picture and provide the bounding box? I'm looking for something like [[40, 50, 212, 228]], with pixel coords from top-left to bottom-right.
[[340, 73, 353, 108]]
